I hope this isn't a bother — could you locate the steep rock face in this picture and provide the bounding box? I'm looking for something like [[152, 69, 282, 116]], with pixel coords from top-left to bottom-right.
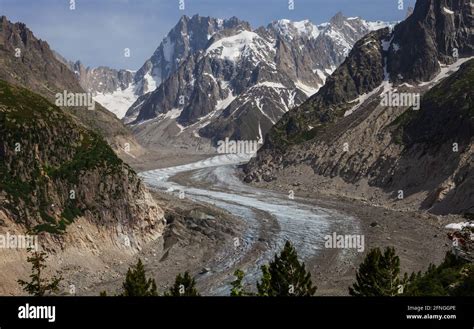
[[262, 28, 390, 150], [125, 14, 391, 146], [388, 0, 474, 82], [133, 15, 249, 95], [71, 61, 137, 119], [0, 16, 136, 149], [246, 59, 473, 215], [71, 62, 135, 95], [256, 0, 474, 153], [70, 15, 247, 120], [0, 17, 80, 96], [0, 81, 165, 250], [395, 61, 474, 213], [245, 0, 473, 215]]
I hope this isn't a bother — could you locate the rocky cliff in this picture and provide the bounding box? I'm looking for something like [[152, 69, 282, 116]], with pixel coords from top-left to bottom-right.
[[245, 0, 473, 215], [123, 13, 392, 148], [0, 80, 165, 250], [0, 16, 138, 152]]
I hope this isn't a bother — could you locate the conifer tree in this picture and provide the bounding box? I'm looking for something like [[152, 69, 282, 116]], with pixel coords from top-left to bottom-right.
[[18, 248, 62, 296], [165, 271, 200, 296], [256, 265, 272, 296], [121, 259, 158, 296], [230, 269, 247, 296], [349, 247, 404, 296], [451, 266, 474, 296], [257, 241, 317, 296], [403, 252, 474, 296]]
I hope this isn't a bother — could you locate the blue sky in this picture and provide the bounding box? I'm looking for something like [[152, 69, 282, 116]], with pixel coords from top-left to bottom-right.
[[0, 0, 416, 70]]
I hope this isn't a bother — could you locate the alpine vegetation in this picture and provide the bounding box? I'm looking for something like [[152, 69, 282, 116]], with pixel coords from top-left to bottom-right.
[[0, 0, 472, 317]]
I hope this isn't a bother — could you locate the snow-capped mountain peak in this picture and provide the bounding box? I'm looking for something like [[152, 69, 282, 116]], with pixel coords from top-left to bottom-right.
[[206, 30, 275, 63], [270, 19, 321, 40], [72, 14, 396, 142], [119, 14, 396, 147]]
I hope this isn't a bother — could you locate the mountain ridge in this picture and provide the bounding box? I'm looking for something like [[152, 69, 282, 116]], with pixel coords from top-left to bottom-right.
[[0, 79, 165, 245], [0, 16, 139, 153], [113, 13, 394, 149], [244, 0, 474, 215]]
